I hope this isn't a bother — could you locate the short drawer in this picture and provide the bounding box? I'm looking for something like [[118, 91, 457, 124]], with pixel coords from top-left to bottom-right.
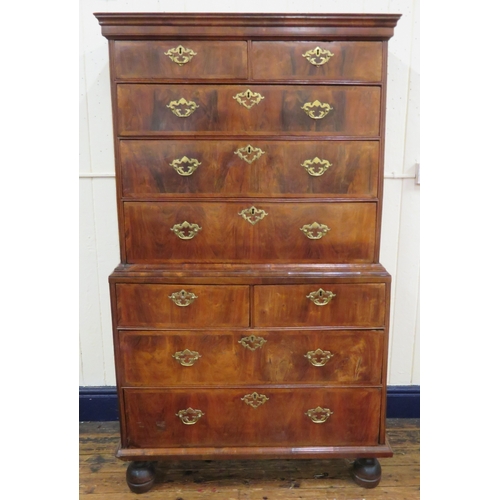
[[123, 201, 377, 264], [113, 40, 248, 79], [116, 84, 380, 136], [253, 284, 386, 327], [123, 387, 382, 448], [252, 41, 382, 81], [115, 284, 249, 328], [119, 329, 384, 386], [120, 140, 379, 198]]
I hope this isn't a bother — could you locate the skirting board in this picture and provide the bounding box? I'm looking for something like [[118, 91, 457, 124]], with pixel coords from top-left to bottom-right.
[[79, 385, 420, 422]]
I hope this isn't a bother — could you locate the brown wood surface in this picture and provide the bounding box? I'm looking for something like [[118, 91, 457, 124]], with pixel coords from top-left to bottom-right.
[[116, 84, 381, 136], [123, 387, 381, 448], [120, 139, 379, 198], [252, 41, 382, 81], [116, 284, 249, 328], [118, 329, 384, 386], [123, 201, 377, 264], [80, 419, 418, 499], [253, 283, 386, 327], [114, 41, 248, 79]]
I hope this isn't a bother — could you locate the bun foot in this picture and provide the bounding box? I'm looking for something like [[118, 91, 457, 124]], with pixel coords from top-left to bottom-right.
[[351, 458, 382, 488], [126, 461, 155, 493]]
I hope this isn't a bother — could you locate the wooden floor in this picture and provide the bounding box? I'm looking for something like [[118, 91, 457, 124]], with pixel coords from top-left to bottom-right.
[[80, 419, 419, 499]]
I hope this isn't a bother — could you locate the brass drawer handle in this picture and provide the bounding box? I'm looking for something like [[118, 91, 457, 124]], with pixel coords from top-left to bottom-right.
[[233, 89, 265, 109], [306, 288, 336, 306], [176, 407, 204, 425], [171, 221, 202, 240], [300, 222, 331, 240], [301, 100, 333, 120], [172, 349, 201, 366], [238, 206, 268, 225], [304, 348, 333, 366], [170, 156, 201, 176], [241, 392, 269, 408], [164, 45, 197, 66], [238, 334, 267, 351], [168, 289, 198, 307], [301, 157, 332, 177], [305, 406, 333, 424], [234, 144, 265, 164], [167, 98, 199, 118], [302, 46, 334, 67]]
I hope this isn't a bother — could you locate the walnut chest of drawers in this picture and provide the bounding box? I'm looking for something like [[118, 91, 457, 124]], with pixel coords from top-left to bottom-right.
[[95, 12, 400, 493]]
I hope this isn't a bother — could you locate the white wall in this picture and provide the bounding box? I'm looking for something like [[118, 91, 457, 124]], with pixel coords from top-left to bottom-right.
[[79, 0, 420, 386]]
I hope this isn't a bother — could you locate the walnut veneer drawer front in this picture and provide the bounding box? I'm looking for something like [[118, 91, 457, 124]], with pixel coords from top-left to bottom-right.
[[120, 330, 384, 386], [114, 41, 248, 79], [116, 284, 249, 328], [254, 284, 386, 327], [120, 140, 379, 198], [124, 201, 377, 264], [116, 84, 380, 136], [124, 388, 381, 448], [252, 42, 382, 81]]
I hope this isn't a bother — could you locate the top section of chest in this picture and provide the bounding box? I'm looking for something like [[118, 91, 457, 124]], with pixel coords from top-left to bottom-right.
[[95, 13, 400, 84]]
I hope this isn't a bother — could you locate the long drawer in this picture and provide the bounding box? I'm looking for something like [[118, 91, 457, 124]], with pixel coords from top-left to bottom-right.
[[116, 284, 250, 328], [123, 201, 377, 264], [120, 140, 379, 198], [254, 284, 386, 327], [119, 329, 384, 386], [123, 387, 382, 448], [116, 84, 380, 136]]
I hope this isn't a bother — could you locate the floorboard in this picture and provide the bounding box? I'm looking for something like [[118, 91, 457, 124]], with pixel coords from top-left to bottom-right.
[[80, 419, 420, 499]]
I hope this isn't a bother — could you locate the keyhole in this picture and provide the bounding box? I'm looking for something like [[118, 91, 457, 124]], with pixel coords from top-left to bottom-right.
[[251, 208, 255, 215], [315, 47, 321, 57], [246, 90, 251, 99], [319, 290, 323, 297], [247, 146, 252, 154], [181, 291, 185, 297], [178, 47, 183, 55]]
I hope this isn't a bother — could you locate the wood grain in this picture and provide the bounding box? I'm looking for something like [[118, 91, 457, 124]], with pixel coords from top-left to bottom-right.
[[120, 139, 380, 198], [118, 329, 384, 386], [116, 85, 381, 136]]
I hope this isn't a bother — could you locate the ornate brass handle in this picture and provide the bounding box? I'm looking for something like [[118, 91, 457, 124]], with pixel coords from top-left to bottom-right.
[[172, 349, 201, 366], [238, 334, 267, 351], [170, 156, 201, 176], [166, 98, 199, 118], [168, 289, 198, 307], [304, 348, 333, 367], [301, 100, 333, 120], [234, 145, 265, 164], [241, 392, 269, 408], [171, 221, 202, 240], [300, 222, 331, 240], [302, 46, 334, 67], [165, 45, 197, 66], [301, 157, 332, 177], [306, 288, 336, 306], [233, 89, 265, 109], [305, 406, 333, 424], [176, 407, 205, 425], [238, 206, 268, 225]]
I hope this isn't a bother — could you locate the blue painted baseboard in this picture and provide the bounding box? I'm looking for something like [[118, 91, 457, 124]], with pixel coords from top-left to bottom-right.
[[79, 385, 420, 421]]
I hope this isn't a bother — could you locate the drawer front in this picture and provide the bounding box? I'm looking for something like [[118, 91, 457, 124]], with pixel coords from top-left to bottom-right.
[[120, 140, 379, 198], [116, 84, 380, 136], [124, 387, 381, 448], [252, 42, 382, 81], [120, 329, 384, 386], [116, 284, 250, 328], [124, 201, 377, 264], [253, 284, 386, 327], [114, 41, 248, 79]]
